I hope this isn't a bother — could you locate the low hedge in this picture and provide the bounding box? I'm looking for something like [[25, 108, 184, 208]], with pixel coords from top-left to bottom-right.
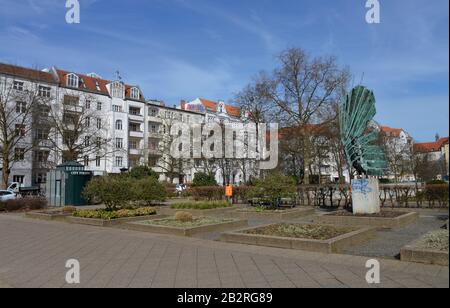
[[0, 197, 47, 212], [190, 186, 224, 201], [417, 184, 449, 207], [73, 207, 156, 220], [171, 201, 231, 210]]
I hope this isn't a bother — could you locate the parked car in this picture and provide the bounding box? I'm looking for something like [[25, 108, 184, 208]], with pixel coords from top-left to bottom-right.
[[0, 190, 17, 202], [7, 182, 41, 196]]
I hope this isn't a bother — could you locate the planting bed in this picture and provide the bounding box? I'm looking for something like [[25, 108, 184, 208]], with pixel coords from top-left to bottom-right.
[[314, 210, 419, 229], [231, 207, 314, 220], [66, 207, 164, 227], [221, 223, 375, 254], [26, 210, 72, 222], [401, 230, 449, 266], [123, 217, 248, 237], [157, 202, 237, 217]]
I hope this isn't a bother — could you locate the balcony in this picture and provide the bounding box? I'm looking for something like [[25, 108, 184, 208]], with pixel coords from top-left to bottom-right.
[[129, 148, 143, 156], [148, 132, 163, 139], [129, 114, 144, 122], [147, 115, 162, 123], [147, 148, 160, 156], [129, 130, 144, 138]]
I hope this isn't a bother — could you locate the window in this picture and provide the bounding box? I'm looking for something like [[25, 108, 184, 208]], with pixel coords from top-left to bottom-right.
[[14, 148, 25, 161], [149, 141, 158, 151], [64, 95, 79, 106], [116, 138, 123, 149], [38, 86, 51, 98], [16, 101, 26, 113], [85, 117, 91, 127], [15, 124, 26, 137], [96, 137, 102, 148], [13, 175, 25, 184], [148, 157, 157, 167], [129, 122, 140, 132], [97, 102, 102, 111], [113, 105, 122, 112], [129, 140, 138, 149], [150, 124, 158, 134], [129, 107, 141, 116], [39, 105, 50, 117], [130, 87, 140, 99], [67, 73, 79, 88], [13, 81, 24, 91], [34, 151, 49, 163], [35, 129, 49, 140], [35, 173, 47, 184], [115, 120, 123, 130], [85, 100, 91, 109], [111, 82, 124, 98], [95, 156, 101, 167], [96, 118, 102, 129], [84, 136, 90, 147], [115, 156, 123, 167], [84, 156, 89, 167], [150, 108, 158, 117], [94, 80, 101, 91]]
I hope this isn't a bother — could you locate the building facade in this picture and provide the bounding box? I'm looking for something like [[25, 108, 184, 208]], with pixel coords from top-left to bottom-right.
[[1, 63, 255, 187]]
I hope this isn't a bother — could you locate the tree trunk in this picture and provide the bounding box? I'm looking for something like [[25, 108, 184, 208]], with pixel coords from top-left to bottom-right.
[[2, 158, 10, 189]]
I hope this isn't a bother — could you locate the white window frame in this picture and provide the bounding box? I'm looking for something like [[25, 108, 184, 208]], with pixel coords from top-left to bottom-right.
[[130, 87, 140, 100], [115, 120, 123, 130], [67, 73, 79, 88]]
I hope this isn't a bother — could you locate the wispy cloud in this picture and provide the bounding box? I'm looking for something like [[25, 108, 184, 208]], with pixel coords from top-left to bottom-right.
[[173, 0, 281, 52]]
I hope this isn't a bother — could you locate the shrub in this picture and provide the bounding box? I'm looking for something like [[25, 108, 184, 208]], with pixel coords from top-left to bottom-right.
[[73, 207, 156, 220], [248, 173, 297, 203], [82, 175, 166, 209], [426, 180, 448, 185], [83, 176, 134, 210], [190, 186, 224, 201], [424, 184, 449, 206], [171, 201, 230, 210], [128, 166, 159, 179], [132, 176, 167, 205], [192, 172, 218, 187], [0, 197, 47, 212], [175, 211, 193, 222]]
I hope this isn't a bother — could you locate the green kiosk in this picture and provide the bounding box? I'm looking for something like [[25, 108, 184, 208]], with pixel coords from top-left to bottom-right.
[[46, 161, 93, 207]]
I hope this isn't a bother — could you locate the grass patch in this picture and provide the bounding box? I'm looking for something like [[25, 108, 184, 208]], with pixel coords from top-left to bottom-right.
[[171, 201, 231, 210], [73, 207, 156, 220], [142, 217, 234, 228], [244, 224, 356, 240], [416, 230, 449, 252]]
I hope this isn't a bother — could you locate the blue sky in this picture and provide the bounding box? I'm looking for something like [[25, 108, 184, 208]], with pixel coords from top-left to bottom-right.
[[0, 0, 448, 142]]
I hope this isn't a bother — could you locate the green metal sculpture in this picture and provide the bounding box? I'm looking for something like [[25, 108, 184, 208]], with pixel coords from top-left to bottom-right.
[[339, 85, 386, 176]]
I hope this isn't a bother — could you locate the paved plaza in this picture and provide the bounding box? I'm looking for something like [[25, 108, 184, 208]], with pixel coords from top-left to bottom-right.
[[0, 214, 448, 288]]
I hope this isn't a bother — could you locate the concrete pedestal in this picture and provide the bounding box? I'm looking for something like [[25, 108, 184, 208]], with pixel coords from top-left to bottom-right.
[[351, 178, 380, 214]]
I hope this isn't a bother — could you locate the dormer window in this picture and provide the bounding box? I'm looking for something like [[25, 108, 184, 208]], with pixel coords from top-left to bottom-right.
[[111, 81, 124, 98], [67, 73, 79, 88], [130, 87, 140, 100]]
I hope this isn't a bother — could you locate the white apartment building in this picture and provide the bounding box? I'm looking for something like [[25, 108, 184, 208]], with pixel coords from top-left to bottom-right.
[[1, 63, 256, 187], [0, 64, 59, 187]]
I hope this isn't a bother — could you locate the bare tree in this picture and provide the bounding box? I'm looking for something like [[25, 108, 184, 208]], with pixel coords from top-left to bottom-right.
[[235, 48, 350, 184], [43, 93, 119, 165], [0, 73, 52, 188], [153, 115, 192, 183], [380, 133, 413, 183]]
